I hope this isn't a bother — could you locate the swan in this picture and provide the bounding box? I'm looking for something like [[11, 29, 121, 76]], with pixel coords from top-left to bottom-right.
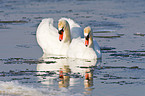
[[67, 26, 102, 59], [36, 18, 83, 57]]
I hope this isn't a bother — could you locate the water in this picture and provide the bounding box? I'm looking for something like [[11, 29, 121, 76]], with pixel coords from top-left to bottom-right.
[[0, 0, 145, 96]]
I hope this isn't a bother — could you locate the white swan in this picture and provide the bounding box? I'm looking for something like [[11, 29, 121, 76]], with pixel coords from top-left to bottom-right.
[[67, 26, 102, 59], [36, 18, 83, 57]]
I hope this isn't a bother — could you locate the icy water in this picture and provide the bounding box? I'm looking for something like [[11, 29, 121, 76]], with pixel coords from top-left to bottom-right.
[[0, 0, 145, 96]]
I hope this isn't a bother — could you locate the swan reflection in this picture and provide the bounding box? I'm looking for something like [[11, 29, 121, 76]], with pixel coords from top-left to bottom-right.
[[36, 56, 101, 94], [84, 68, 94, 95], [58, 65, 71, 88]]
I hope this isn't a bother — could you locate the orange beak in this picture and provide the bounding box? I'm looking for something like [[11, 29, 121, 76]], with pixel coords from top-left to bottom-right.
[[85, 39, 89, 47], [58, 29, 64, 41], [59, 33, 63, 41]]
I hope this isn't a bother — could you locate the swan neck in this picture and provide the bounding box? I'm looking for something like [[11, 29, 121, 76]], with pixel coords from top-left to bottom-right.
[[88, 34, 94, 48], [63, 22, 71, 43]]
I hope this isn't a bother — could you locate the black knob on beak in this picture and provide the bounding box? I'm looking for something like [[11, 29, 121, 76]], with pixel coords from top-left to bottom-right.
[[58, 28, 64, 34]]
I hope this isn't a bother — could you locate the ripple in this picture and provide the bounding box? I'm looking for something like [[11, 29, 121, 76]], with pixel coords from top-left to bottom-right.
[[0, 20, 28, 24], [108, 13, 128, 19], [94, 35, 122, 38], [89, 21, 122, 28], [101, 66, 141, 70], [100, 47, 117, 53], [94, 30, 115, 33], [93, 30, 124, 38], [35, 71, 56, 77], [110, 51, 145, 57], [0, 70, 36, 77], [102, 81, 145, 85], [16, 44, 32, 48], [134, 33, 145, 36], [93, 65, 145, 85], [0, 58, 43, 65], [94, 33, 124, 38], [34, 17, 43, 19], [0, 25, 10, 29]]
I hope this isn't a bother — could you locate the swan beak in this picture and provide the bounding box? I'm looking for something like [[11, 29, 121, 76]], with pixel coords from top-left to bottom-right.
[[58, 29, 64, 41], [59, 33, 63, 41], [84, 33, 90, 47], [85, 39, 89, 47], [85, 35, 89, 47]]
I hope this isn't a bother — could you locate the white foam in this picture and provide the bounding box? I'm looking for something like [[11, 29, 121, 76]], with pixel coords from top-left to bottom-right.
[[0, 81, 44, 96], [0, 81, 84, 96]]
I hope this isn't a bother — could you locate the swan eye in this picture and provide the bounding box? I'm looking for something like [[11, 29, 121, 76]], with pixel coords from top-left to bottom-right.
[[85, 33, 90, 40], [84, 32, 90, 40], [85, 35, 89, 40], [58, 28, 64, 34]]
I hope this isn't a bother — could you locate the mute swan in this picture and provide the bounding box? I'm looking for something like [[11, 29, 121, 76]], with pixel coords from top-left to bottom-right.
[[36, 18, 83, 57], [67, 26, 102, 59]]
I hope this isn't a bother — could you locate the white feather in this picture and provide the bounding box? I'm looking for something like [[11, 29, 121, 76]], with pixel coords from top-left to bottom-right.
[[67, 36, 102, 59], [36, 18, 83, 57]]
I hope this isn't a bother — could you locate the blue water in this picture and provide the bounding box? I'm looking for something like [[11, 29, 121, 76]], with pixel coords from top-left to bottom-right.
[[0, 0, 145, 96]]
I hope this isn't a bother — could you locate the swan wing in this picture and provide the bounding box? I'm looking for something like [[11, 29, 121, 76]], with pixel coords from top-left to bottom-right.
[[93, 39, 102, 59], [36, 18, 59, 54]]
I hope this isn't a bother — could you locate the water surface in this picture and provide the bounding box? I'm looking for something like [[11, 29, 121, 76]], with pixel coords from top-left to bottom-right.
[[0, 0, 145, 96]]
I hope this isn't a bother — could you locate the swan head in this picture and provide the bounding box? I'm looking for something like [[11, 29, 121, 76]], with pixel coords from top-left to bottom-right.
[[84, 26, 92, 47], [58, 20, 70, 42]]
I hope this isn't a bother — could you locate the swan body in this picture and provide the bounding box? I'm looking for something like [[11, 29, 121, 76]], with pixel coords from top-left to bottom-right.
[[36, 18, 83, 56], [67, 26, 102, 59]]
